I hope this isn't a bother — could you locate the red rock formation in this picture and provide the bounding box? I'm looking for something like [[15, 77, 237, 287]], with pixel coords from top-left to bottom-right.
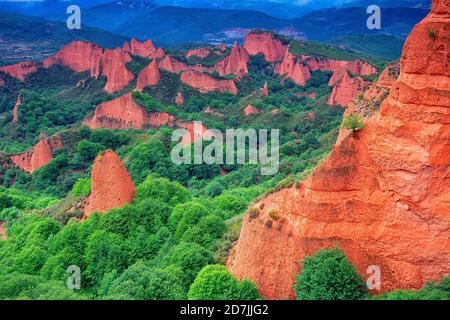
[[0, 221, 6, 240], [0, 62, 38, 81], [243, 104, 261, 116], [260, 82, 269, 97], [180, 71, 238, 95], [328, 72, 370, 107], [177, 121, 216, 145], [308, 92, 317, 99], [228, 1, 450, 300], [151, 48, 165, 59], [136, 60, 160, 91], [244, 31, 288, 62], [100, 48, 135, 93], [11, 139, 54, 173], [84, 150, 135, 217], [129, 38, 156, 58], [213, 42, 249, 78], [186, 47, 213, 59], [84, 92, 176, 130], [302, 55, 377, 85], [377, 62, 400, 88], [159, 55, 211, 74], [175, 92, 185, 105], [44, 41, 134, 93], [12, 95, 21, 123], [275, 51, 311, 86]]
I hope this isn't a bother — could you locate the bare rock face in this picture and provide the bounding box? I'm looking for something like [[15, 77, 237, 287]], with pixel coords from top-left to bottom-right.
[[186, 47, 213, 59], [44, 41, 134, 93], [302, 55, 377, 85], [100, 48, 135, 93], [12, 95, 21, 123], [180, 70, 238, 95], [159, 55, 211, 74], [228, 1, 450, 300], [0, 62, 38, 81], [260, 82, 269, 97], [213, 42, 249, 78], [376, 61, 400, 88], [0, 221, 6, 240], [328, 72, 370, 107], [151, 48, 165, 59], [84, 150, 135, 217], [175, 91, 185, 105], [129, 38, 156, 58], [137, 60, 160, 91], [243, 104, 261, 116], [10, 139, 56, 173], [84, 92, 176, 130], [244, 31, 288, 62], [275, 51, 311, 86]]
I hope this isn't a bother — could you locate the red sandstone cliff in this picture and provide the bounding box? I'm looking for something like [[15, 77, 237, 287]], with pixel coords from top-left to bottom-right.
[[244, 31, 288, 62], [0, 221, 6, 240], [213, 42, 249, 78], [44, 41, 134, 93], [159, 55, 211, 74], [180, 71, 238, 95], [260, 82, 269, 97], [328, 72, 370, 107], [275, 51, 311, 86], [243, 105, 261, 116], [0, 62, 38, 81], [10, 136, 62, 174], [84, 150, 135, 217], [84, 92, 176, 130], [228, 0, 450, 300], [136, 60, 160, 91], [128, 38, 156, 58]]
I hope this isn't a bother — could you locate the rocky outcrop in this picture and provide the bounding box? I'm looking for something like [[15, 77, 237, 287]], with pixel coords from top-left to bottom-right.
[[213, 42, 249, 78], [12, 95, 21, 123], [186, 47, 213, 59], [180, 71, 238, 95], [377, 62, 400, 88], [84, 92, 176, 130], [228, 1, 450, 300], [128, 38, 156, 58], [0, 221, 6, 240], [0, 62, 38, 81], [84, 150, 135, 217], [159, 55, 210, 74], [243, 104, 261, 116], [260, 82, 269, 97], [175, 92, 185, 105], [10, 137, 61, 173], [328, 72, 370, 107], [302, 55, 377, 86], [136, 60, 160, 91], [275, 51, 311, 86], [244, 31, 288, 62], [44, 41, 134, 93]]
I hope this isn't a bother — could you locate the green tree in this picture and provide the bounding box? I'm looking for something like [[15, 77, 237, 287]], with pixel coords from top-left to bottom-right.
[[343, 114, 365, 132], [294, 248, 365, 300]]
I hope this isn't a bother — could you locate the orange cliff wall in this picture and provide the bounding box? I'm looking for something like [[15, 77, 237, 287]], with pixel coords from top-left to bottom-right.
[[129, 38, 156, 58], [328, 72, 370, 107], [228, 1, 450, 300], [213, 42, 249, 78], [275, 51, 311, 86], [244, 31, 288, 62], [84, 150, 135, 218], [0, 62, 38, 81], [181, 70, 238, 95], [10, 136, 63, 174], [136, 60, 160, 91], [84, 92, 176, 130], [43, 41, 134, 94], [159, 55, 211, 74]]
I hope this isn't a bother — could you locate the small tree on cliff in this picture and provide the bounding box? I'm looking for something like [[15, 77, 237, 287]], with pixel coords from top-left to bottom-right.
[[294, 248, 366, 300], [343, 114, 365, 132]]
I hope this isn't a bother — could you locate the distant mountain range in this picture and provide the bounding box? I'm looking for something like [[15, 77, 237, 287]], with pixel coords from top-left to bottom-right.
[[0, 11, 128, 65], [0, 0, 430, 62]]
